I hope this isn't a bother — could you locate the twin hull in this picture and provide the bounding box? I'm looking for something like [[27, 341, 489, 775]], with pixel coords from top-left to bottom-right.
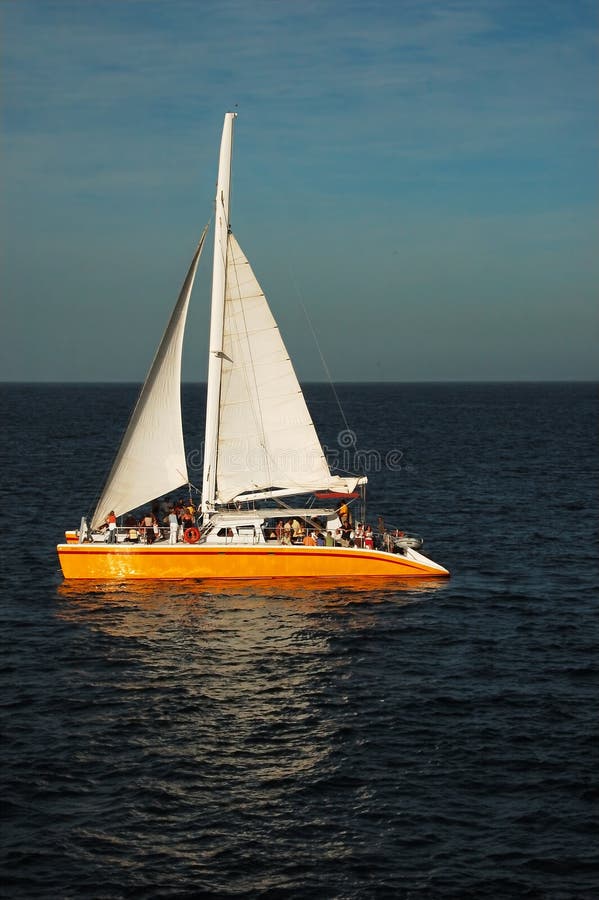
[[56, 543, 449, 580]]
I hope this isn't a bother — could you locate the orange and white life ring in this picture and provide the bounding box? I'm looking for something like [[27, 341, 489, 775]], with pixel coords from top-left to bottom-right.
[[183, 526, 200, 544]]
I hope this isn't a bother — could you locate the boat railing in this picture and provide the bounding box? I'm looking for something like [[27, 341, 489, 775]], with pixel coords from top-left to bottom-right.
[[89, 526, 171, 544], [81, 524, 423, 552]]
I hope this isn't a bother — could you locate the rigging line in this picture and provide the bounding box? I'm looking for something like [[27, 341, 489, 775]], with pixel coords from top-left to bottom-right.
[[274, 503, 340, 531], [287, 267, 353, 439], [272, 496, 331, 534]]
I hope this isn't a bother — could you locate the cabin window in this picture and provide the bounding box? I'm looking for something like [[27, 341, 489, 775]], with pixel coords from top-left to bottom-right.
[[235, 525, 257, 544]]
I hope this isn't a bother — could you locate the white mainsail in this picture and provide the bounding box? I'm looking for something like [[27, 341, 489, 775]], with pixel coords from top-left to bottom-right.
[[214, 233, 363, 503], [91, 229, 208, 529]]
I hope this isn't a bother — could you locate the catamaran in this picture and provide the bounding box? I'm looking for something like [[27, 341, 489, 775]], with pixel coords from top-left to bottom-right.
[[57, 113, 449, 580]]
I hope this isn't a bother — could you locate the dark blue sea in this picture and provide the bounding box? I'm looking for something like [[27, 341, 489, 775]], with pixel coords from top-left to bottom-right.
[[1, 382, 597, 899]]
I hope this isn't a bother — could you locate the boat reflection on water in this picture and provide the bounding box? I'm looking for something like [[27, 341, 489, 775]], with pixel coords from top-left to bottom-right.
[[55, 576, 448, 638], [53, 577, 449, 789]]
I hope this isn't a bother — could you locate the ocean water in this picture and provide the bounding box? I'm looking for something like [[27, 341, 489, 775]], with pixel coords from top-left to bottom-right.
[[1, 382, 597, 899]]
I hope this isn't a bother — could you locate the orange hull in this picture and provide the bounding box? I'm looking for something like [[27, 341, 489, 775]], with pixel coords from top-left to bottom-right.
[[57, 543, 449, 580]]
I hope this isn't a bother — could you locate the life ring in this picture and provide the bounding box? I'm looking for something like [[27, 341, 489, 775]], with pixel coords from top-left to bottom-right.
[[183, 526, 200, 544]]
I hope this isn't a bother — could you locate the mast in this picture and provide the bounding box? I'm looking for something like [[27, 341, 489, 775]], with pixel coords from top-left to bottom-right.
[[201, 112, 236, 519]]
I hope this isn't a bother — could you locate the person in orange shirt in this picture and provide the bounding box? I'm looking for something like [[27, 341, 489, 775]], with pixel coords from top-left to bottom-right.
[[303, 531, 316, 546], [106, 510, 117, 543]]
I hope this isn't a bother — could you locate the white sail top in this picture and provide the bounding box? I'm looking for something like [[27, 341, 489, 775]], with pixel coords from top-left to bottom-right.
[[91, 230, 208, 529], [215, 234, 362, 503]]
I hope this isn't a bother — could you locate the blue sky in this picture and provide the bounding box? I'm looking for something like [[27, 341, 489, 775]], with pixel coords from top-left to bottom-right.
[[2, 0, 597, 381]]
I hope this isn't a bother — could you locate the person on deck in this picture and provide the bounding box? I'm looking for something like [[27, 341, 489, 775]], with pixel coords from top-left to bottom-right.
[[364, 525, 374, 549], [180, 507, 194, 535], [325, 531, 334, 547], [275, 520, 284, 543], [167, 508, 179, 544], [339, 502, 354, 528], [106, 510, 117, 543], [341, 524, 352, 548], [354, 523, 364, 548], [303, 531, 316, 546], [141, 512, 155, 544]]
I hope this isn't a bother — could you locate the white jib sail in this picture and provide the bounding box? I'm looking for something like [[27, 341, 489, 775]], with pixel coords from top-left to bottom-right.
[[91, 229, 208, 529], [215, 234, 361, 503]]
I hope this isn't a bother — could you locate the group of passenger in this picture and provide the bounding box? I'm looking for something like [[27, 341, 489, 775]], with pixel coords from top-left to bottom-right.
[[265, 513, 378, 550], [102, 497, 402, 552], [336, 502, 375, 549], [268, 520, 334, 546], [333, 521, 405, 551], [104, 497, 199, 544]]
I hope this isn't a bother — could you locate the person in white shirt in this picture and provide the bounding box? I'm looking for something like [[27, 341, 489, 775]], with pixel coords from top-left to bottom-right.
[[167, 509, 179, 544]]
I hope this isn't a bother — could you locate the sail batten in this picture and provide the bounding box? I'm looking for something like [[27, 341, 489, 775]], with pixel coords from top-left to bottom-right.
[[90, 228, 208, 529]]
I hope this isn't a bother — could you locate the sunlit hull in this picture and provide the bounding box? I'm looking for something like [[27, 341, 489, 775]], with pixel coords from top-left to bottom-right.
[[57, 542, 449, 580]]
